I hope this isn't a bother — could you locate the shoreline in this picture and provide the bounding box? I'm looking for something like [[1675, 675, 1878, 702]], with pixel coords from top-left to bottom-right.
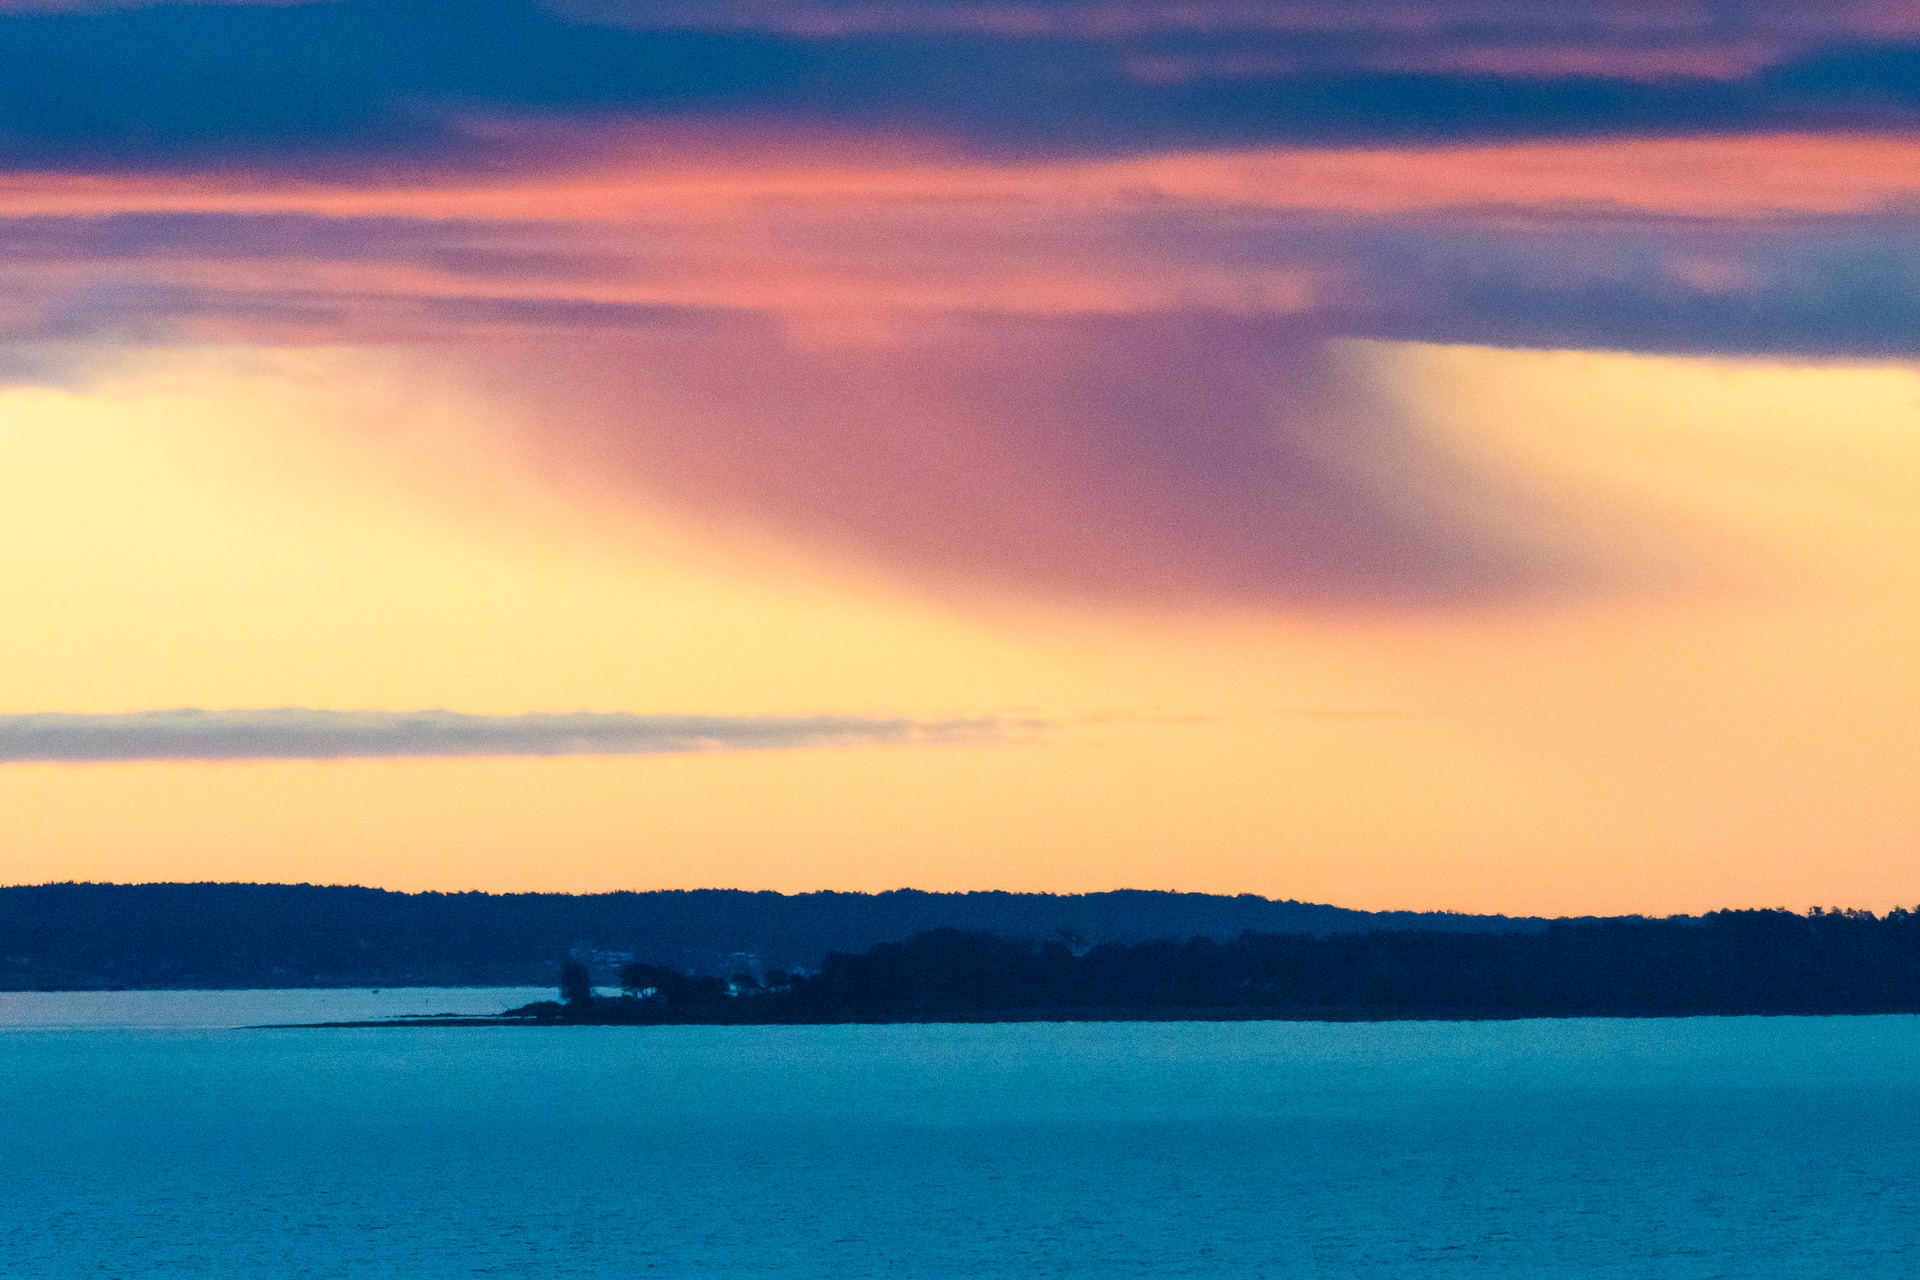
[[251, 1005, 1920, 1028]]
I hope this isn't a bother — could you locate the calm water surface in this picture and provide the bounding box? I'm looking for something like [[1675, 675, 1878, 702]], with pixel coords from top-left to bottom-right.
[[3, 993, 1916, 1277]]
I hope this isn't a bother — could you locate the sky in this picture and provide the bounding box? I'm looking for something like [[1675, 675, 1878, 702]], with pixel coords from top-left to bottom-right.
[[4, 0, 1920, 915]]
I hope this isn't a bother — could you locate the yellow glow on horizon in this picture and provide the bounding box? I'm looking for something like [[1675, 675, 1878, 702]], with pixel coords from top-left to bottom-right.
[[4, 343, 1920, 917]]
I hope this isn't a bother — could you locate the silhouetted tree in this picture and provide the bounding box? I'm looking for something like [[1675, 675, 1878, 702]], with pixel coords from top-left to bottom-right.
[[560, 960, 594, 1012], [618, 961, 683, 1000]]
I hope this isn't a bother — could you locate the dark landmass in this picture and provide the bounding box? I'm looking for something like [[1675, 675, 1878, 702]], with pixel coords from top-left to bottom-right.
[[283, 909, 1920, 1026], [0, 882, 1552, 991]]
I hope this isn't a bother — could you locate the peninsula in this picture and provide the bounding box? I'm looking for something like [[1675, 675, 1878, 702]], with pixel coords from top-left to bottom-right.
[[293, 908, 1920, 1025]]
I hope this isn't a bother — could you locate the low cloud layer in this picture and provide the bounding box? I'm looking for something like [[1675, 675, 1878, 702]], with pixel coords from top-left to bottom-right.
[[0, 709, 1013, 762]]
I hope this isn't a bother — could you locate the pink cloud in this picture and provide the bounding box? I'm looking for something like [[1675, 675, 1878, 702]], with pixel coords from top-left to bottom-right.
[[9, 134, 1920, 225], [0, 132, 1913, 364], [440, 316, 1608, 608]]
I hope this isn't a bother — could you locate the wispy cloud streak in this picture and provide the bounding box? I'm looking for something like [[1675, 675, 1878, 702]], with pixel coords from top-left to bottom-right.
[[555, 0, 1920, 86], [4, 135, 1920, 358], [557, 0, 1920, 43], [10, 134, 1920, 219], [0, 709, 1015, 762]]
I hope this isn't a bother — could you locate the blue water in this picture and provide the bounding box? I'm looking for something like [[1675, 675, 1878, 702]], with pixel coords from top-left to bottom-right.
[[2, 995, 1916, 1277]]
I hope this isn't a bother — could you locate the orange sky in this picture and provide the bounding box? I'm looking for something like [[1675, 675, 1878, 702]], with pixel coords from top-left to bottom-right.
[[5, 339, 1918, 915]]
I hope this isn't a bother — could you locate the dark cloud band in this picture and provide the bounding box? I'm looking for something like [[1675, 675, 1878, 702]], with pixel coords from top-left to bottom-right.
[[3, 0, 1920, 165], [0, 709, 1015, 762]]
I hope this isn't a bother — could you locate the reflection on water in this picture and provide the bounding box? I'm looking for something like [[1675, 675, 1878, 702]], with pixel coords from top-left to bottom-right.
[[3, 1002, 1917, 1277]]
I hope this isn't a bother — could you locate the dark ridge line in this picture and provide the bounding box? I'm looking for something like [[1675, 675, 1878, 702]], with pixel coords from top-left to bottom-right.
[[1, 881, 1572, 991]]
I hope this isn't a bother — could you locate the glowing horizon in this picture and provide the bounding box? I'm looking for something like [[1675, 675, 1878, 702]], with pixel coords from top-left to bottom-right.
[[5, 338, 1918, 917]]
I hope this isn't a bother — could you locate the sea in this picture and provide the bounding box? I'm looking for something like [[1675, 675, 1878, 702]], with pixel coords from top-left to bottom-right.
[[2, 989, 1915, 1277]]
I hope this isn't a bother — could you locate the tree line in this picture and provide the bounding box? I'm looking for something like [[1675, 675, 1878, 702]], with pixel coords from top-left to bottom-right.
[[0, 882, 1544, 990], [525, 907, 1920, 1023]]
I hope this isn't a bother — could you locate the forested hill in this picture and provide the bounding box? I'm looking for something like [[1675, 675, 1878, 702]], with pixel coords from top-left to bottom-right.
[[0, 882, 1551, 991]]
